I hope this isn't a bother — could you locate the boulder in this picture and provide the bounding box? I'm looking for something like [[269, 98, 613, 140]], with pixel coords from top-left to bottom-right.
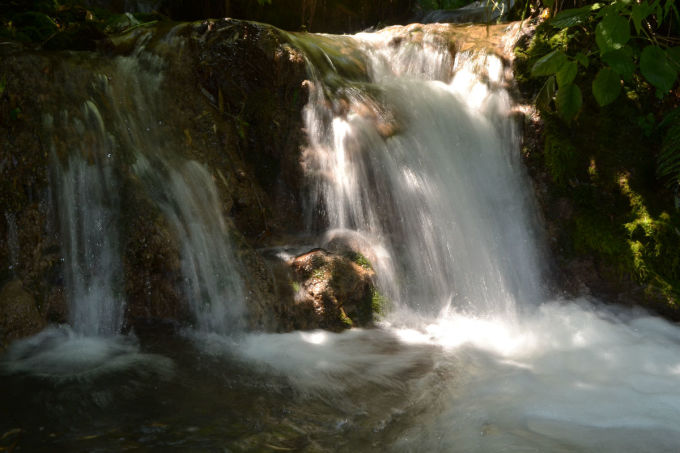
[[277, 248, 376, 331]]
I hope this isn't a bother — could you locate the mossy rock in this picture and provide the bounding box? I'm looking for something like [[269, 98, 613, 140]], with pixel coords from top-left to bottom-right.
[[281, 248, 378, 331]]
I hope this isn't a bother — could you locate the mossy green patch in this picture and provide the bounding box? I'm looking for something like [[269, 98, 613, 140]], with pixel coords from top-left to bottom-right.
[[515, 19, 680, 314], [371, 288, 386, 316], [290, 281, 301, 293], [339, 309, 353, 327], [344, 251, 372, 270]]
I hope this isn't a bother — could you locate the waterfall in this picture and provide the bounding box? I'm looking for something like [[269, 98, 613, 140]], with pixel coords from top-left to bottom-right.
[[134, 157, 246, 334], [296, 25, 544, 320], [4, 21, 680, 453], [47, 35, 245, 336], [48, 101, 125, 336]]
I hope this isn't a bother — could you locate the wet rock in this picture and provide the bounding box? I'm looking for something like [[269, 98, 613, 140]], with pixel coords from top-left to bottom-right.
[[0, 19, 369, 337], [0, 280, 46, 349], [191, 19, 308, 241], [277, 248, 376, 331]]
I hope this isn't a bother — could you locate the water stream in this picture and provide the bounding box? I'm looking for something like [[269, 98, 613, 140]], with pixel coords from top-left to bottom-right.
[[2, 23, 680, 452], [295, 26, 543, 321]]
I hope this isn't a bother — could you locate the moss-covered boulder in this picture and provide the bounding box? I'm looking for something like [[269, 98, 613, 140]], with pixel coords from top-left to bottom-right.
[[275, 248, 376, 331]]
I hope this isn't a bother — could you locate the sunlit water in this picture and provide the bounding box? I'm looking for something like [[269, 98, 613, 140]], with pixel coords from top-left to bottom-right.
[[2, 23, 680, 452]]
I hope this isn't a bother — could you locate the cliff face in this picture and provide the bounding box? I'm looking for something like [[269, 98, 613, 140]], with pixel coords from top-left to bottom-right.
[[0, 19, 312, 345]]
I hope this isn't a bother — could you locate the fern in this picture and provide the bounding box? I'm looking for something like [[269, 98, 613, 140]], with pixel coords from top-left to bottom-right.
[[658, 107, 680, 190]]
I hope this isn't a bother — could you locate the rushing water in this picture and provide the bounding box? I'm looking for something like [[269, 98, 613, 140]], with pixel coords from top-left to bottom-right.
[[46, 31, 245, 337], [296, 26, 544, 321], [48, 101, 126, 337], [3, 23, 680, 452]]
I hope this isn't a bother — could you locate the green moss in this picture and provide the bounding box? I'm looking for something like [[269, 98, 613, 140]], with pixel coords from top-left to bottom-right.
[[312, 267, 327, 280], [344, 251, 372, 270], [543, 125, 579, 186], [371, 288, 386, 316], [515, 21, 680, 313], [339, 309, 353, 327], [571, 212, 627, 259]]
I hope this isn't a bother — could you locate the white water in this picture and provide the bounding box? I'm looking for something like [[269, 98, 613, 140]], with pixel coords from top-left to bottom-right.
[[135, 157, 246, 334], [224, 25, 680, 451], [225, 301, 680, 451], [299, 26, 543, 319], [1, 325, 173, 382], [4, 22, 680, 452], [53, 34, 245, 337], [48, 100, 125, 337]]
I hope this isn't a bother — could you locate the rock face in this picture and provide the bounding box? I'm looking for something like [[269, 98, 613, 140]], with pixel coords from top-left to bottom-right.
[[0, 280, 46, 349], [0, 19, 309, 339], [0, 18, 386, 340], [280, 249, 377, 331]]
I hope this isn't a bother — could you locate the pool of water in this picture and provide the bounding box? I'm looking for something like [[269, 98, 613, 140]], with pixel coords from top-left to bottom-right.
[[3, 299, 680, 452]]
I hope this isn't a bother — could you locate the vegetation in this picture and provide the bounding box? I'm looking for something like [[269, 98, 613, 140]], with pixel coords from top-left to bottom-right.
[[527, 0, 679, 122], [417, 0, 478, 12], [0, 0, 160, 50], [371, 288, 387, 316], [515, 0, 680, 313]]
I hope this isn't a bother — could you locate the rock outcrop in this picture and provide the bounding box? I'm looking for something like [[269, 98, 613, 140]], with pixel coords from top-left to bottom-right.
[[278, 249, 377, 331], [0, 18, 386, 344]]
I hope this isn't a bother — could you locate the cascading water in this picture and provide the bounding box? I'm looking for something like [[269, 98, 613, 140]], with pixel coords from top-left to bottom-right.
[[296, 26, 543, 319], [221, 24, 680, 452], [48, 101, 125, 337], [134, 157, 246, 334], [50, 34, 245, 336], [4, 21, 680, 453], [0, 30, 242, 388]]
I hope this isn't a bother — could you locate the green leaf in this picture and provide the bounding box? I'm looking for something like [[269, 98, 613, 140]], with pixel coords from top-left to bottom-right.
[[668, 47, 680, 71], [551, 4, 601, 28], [657, 106, 680, 188], [556, 60, 578, 87], [556, 83, 582, 122], [535, 75, 556, 112], [631, 2, 653, 35], [640, 45, 678, 93], [601, 47, 635, 82], [592, 67, 622, 106], [574, 52, 589, 68], [542, 0, 554, 7], [531, 50, 568, 77], [595, 14, 631, 53]]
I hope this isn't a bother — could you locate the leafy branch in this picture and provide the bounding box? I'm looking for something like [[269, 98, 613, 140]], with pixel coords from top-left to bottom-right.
[[530, 0, 680, 123]]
